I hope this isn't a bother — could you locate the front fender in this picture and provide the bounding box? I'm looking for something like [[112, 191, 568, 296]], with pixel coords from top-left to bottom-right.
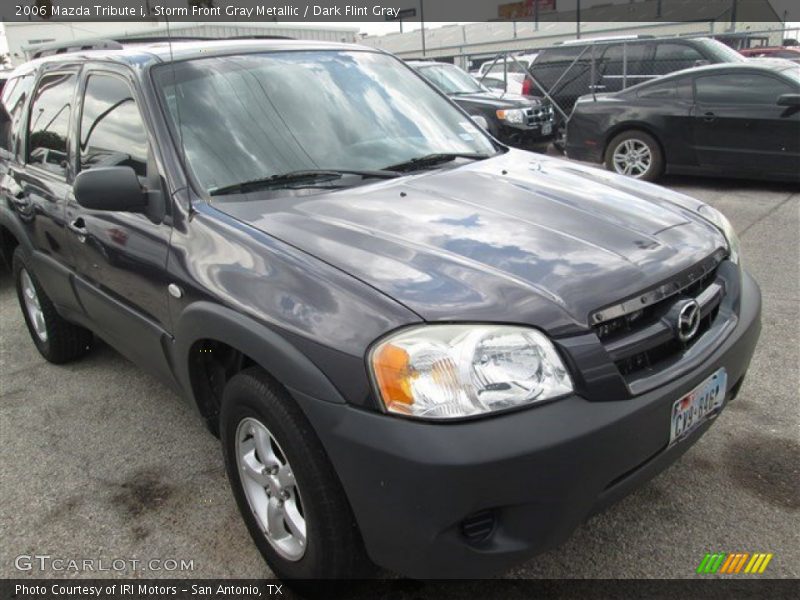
[[174, 301, 348, 417]]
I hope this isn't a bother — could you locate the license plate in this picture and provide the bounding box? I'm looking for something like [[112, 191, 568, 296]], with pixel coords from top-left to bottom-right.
[[669, 368, 727, 446], [542, 123, 553, 135]]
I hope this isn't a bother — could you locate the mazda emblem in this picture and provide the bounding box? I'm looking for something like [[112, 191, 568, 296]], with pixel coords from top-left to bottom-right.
[[676, 300, 701, 342]]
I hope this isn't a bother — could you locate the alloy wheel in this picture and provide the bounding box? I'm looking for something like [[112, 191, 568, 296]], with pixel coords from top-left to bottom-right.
[[612, 139, 652, 178], [236, 417, 307, 561], [20, 269, 47, 342]]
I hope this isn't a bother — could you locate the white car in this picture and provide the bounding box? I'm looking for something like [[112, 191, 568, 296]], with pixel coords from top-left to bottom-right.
[[473, 53, 539, 95]]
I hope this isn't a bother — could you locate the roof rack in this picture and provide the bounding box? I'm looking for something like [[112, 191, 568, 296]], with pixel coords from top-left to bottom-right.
[[121, 35, 295, 44], [29, 39, 123, 60], [28, 35, 297, 60], [556, 34, 655, 46]]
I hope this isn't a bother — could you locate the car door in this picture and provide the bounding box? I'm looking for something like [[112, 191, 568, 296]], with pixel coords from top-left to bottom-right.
[[64, 66, 175, 380], [2, 69, 84, 314], [691, 71, 800, 175]]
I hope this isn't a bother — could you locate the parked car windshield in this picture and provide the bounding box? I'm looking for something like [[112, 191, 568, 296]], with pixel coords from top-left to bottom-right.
[[154, 51, 496, 195], [418, 63, 485, 95]]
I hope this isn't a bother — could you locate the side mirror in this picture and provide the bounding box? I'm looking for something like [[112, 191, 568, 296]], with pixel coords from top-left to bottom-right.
[[73, 166, 146, 212], [777, 93, 800, 107], [471, 115, 490, 130]]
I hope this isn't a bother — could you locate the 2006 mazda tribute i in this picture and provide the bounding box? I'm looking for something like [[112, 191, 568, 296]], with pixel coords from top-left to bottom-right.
[[0, 40, 761, 579]]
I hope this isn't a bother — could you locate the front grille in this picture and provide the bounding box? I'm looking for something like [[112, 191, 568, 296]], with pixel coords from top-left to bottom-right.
[[592, 253, 727, 380], [525, 104, 554, 126]]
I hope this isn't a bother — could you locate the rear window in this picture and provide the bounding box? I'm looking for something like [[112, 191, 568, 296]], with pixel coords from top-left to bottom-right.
[[694, 39, 747, 63], [534, 47, 586, 64], [653, 43, 705, 62]]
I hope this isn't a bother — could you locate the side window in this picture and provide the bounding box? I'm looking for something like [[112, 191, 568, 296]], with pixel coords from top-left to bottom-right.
[[652, 43, 705, 74], [27, 72, 76, 175], [1, 74, 35, 158], [79, 74, 148, 178], [601, 43, 650, 77], [695, 73, 793, 105]]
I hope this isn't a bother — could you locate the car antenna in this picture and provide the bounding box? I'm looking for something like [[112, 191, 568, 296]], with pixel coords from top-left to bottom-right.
[[165, 18, 193, 214]]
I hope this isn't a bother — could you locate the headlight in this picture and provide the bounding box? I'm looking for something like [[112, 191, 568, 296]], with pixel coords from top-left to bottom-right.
[[698, 205, 740, 265], [369, 325, 573, 420], [496, 108, 526, 124]]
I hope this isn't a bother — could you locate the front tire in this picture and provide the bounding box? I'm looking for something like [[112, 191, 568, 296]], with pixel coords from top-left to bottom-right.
[[13, 247, 93, 363], [604, 130, 664, 182], [220, 367, 372, 579]]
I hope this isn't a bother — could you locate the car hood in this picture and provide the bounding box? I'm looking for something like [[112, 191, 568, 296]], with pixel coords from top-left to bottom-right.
[[217, 151, 726, 334], [454, 91, 541, 109]]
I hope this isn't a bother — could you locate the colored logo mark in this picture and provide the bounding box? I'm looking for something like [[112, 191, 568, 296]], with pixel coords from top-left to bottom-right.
[[696, 552, 774, 574]]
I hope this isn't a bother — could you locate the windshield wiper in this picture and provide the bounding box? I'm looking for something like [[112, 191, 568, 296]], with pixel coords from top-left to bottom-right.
[[384, 153, 490, 173], [209, 169, 399, 196]]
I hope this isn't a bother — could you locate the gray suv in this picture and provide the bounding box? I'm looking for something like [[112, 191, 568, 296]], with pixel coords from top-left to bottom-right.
[[0, 39, 761, 580]]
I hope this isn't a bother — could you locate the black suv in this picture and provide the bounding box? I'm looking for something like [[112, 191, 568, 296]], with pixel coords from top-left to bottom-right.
[[0, 40, 761, 580], [408, 61, 554, 149], [530, 37, 746, 121]]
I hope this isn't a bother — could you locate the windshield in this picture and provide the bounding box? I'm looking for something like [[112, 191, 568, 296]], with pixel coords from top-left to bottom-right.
[[696, 39, 747, 63], [154, 51, 496, 195], [418, 63, 485, 95]]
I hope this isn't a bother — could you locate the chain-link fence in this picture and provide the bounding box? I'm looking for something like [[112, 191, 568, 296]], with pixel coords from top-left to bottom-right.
[[469, 27, 799, 133]]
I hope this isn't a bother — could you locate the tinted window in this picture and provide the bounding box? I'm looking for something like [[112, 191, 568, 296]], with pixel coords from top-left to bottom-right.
[[28, 72, 76, 174], [79, 75, 148, 177], [535, 47, 585, 65], [654, 43, 704, 62], [695, 73, 795, 104], [601, 43, 650, 76], [1, 74, 34, 158]]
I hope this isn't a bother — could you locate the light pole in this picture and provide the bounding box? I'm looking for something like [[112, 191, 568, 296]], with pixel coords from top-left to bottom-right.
[[419, 0, 426, 57]]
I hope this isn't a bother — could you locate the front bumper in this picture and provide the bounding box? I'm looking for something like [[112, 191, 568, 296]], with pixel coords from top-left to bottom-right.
[[497, 122, 555, 148], [293, 270, 761, 579]]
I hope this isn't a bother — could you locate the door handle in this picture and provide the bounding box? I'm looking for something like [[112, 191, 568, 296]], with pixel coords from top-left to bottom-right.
[[702, 112, 716, 123], [68, 217, 88, 242]]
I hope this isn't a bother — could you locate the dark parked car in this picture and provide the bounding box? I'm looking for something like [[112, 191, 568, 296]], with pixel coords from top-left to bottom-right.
[[1, 40, 761, 580], [529, 36, 746, 144], [409, 60, 554, 148], [566, 62, 800, 181]]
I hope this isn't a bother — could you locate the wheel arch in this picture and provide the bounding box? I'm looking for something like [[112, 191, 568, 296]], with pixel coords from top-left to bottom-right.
[[0, 212, 31, 271], [175, 301, 347, 429], [603, 122, 667, 164]]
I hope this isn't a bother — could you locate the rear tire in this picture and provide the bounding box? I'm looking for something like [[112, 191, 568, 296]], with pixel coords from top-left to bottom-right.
[[604, 130, 664, 182], [12, 247, 93, 364], [220, 367, 373, 580]]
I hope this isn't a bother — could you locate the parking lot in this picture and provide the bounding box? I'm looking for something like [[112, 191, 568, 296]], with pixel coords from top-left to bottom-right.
[[0, 168, 797, 580]]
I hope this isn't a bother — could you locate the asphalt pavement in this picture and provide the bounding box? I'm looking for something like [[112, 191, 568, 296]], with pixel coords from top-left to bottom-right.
[[0, 168, 797, 581]]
